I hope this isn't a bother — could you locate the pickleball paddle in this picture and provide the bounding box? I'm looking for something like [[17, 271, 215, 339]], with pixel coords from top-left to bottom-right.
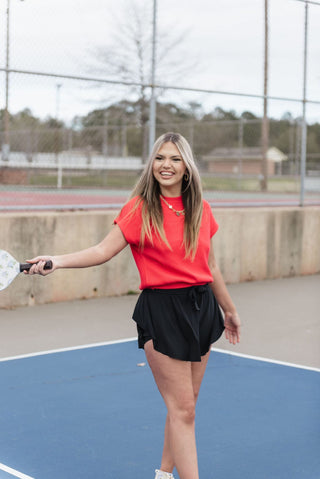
[[0, 250, 52, 291]]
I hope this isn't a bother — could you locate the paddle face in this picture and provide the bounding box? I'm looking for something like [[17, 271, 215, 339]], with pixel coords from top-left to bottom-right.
[[0, 250, 20, 291], [0, 250, 53, 291]]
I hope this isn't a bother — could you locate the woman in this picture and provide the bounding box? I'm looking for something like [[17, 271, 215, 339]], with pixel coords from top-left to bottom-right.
[[27, 132, 241, 479]]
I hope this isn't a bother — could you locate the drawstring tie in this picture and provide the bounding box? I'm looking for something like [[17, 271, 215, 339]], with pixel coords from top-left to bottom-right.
[[188, 285, 207, 311]]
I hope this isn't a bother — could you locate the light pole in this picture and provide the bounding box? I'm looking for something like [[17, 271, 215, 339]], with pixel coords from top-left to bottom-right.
[[2, 0, 24, 161]]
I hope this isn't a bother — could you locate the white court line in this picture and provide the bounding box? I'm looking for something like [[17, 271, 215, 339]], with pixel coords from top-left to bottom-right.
[[0, 337, 137, 363], [212, 347, 320, 373], [0, 337, 318, 372], [0, 462, 35, 479]]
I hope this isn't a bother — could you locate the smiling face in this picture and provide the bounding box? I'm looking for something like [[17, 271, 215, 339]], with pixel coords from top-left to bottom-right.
[[152, 142, 187, 197]]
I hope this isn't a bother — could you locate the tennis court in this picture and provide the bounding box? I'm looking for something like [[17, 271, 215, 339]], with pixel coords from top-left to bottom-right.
[[0, 275, 319, 479], [1, 186, 320, 211]]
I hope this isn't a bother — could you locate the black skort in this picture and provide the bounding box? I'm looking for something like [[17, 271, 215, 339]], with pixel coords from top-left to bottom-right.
[[132, 284, 225, 362]]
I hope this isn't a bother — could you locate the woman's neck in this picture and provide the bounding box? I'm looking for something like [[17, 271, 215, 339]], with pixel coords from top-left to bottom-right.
[[159, 186, 182, 198]]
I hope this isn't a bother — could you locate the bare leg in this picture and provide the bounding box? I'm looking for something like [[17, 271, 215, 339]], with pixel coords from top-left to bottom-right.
[[145, 341, 211, 479], [160, 349, 211, 474], [160, 415, 174, 473]]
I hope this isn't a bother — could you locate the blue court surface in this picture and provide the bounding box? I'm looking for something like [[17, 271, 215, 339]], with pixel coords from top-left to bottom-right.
[[0, 339, 319, 479]]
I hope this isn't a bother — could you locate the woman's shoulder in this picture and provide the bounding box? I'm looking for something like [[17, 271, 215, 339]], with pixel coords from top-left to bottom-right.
[[202, 199, 212, 212], [116, 195, 144, 219], [201, 199, 217, 222], [201, 198, 219, 235], [125, 195, 143, 209], [122, 195, 143, 209]]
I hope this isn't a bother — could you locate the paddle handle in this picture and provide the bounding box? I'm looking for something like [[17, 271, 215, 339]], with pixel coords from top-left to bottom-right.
[[20, 260, 53, 272]]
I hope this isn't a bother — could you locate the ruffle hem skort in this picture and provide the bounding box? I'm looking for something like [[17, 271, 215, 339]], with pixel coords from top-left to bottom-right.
[[132, 284, 225, 362]]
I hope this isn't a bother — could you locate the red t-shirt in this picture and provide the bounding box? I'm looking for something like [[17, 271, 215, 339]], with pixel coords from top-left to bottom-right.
[[114, 195, 219, 289]]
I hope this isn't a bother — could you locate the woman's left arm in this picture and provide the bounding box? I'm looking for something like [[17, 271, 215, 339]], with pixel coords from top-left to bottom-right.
[[208, 239, 241, 345]]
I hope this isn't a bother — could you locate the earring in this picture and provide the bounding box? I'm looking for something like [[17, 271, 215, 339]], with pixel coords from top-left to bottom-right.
[[184, 172, 189, 182]]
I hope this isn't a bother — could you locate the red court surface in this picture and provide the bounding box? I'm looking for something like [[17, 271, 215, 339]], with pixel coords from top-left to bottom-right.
[[1, 188, 319, 211], [0, 190, 127, 208]]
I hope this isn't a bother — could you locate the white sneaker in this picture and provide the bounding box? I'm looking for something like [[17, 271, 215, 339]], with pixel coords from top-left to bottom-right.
[[154, 469, 175, 479]]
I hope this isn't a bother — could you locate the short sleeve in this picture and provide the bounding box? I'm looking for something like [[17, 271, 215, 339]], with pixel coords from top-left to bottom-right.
[[203, 200, 219, 237], [113, 196, 142, 245]]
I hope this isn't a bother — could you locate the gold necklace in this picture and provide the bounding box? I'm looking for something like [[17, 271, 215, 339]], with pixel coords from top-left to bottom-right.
[[160, 195, 185, 216]]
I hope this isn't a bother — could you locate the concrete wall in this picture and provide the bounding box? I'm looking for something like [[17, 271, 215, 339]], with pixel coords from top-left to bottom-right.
[[0, 207, 319, 308]]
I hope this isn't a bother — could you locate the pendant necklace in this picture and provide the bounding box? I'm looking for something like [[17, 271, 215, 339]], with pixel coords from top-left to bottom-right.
[[160, 195, 185, 216]]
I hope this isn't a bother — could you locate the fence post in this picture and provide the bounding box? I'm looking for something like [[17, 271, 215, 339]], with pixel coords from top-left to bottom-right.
[[238, 118, 244, 190], [2, 0, 11, 161], [261, 0, 269, 191], [148, 0, 157, 155], [300, 1, 309, 207]]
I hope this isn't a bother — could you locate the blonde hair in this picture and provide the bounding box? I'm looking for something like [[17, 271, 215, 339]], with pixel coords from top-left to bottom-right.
[[130, 132, 203, 260]]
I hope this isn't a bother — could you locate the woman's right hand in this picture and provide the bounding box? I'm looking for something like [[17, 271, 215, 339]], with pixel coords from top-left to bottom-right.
[[24, 256, 57, 276]]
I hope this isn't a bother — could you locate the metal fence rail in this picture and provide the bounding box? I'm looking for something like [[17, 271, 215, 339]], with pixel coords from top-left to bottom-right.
[[0, 0, 320, 209]]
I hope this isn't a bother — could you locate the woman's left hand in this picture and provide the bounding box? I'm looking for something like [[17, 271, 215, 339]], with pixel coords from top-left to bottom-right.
[[224, 311, 241, 345]]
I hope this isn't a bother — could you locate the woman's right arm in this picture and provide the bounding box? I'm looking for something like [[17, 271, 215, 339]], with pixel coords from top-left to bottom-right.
[[26, 224, 128, 275]]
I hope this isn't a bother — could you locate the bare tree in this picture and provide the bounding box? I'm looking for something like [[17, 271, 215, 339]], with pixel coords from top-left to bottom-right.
[[87, 0, 196, 162]]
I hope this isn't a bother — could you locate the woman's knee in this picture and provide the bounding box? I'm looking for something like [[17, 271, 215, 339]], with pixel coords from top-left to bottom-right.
[[193, 388, 200, 403], [168, 399, 196, 425]]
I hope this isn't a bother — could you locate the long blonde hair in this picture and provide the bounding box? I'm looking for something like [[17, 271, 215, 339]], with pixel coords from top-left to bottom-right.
[[130, 132, 203, 260]]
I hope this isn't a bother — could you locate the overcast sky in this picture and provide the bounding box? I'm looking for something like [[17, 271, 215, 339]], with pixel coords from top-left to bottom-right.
[[0, 0, 319, 123]]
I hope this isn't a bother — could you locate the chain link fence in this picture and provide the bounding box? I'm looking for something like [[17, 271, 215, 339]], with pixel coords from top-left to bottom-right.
[[0, 117, 317, 191], [0, 0, 319, 210]]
